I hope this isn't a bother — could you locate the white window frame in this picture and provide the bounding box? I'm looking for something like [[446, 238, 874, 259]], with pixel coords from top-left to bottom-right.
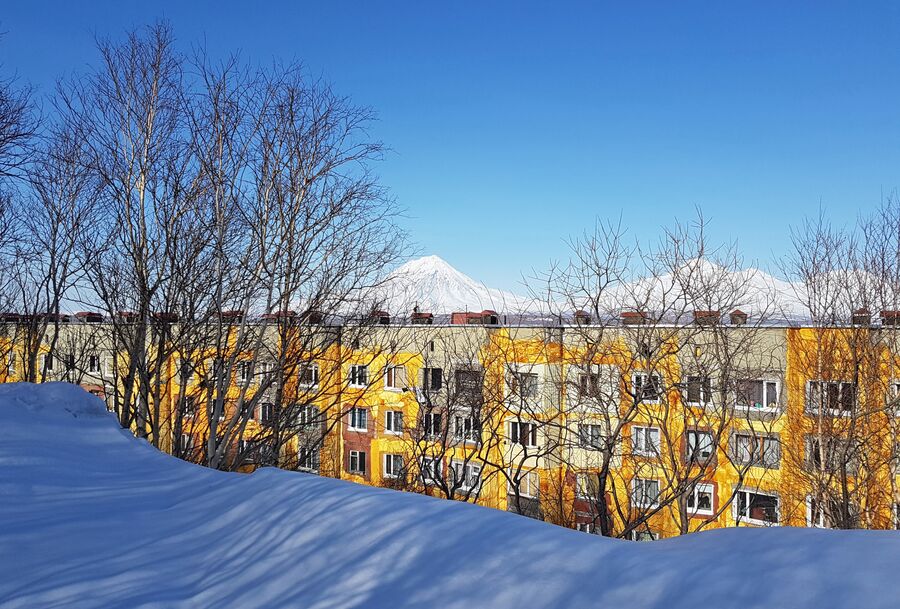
[[735, 379, 780, 414], [348, 407, 368, 431], [7, 351, 15, 376], [508, 419, 539, 448], [806, 495, 830, 528], [423, 412, 442, 438], [626, 530, 658, 541], [299, 362, 320, 388], [421, 367, 444, 392], [683, 375, 711, 406], [507, 469, 540, 499], [383, 453, 404, 479], [806, 380, 856, 417], [385, 410, 403, 435], [451, 459, 482, 492], [421, 457, 442, 484], [508, 367, 540, 402], [453, 414, 479, 444], [686, 429, 715, 463], [258, 401, 275, 425], [384, 365, 405, 391], [348, 364, 369, 388], [297, 404, 319, 427], [687, 482, 715, 517], [632, 425, 660, 456], [576, 472, 595, 500], [631, 477, 660, 509], [179, 433, 195, 454], [632, 372, 662, 404], [578, 422, 606, 450], [734, 432, 781, 468], [87, 353, 101, 374], [576, 522, 595, 534], [349, 450, 367, 475], [733, 487, 780, 526]]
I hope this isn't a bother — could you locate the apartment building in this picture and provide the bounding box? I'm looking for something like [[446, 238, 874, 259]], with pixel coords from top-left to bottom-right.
[[2, 307, 899, 538]]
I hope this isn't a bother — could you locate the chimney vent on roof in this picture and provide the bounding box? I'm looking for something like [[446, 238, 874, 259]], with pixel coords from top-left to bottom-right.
[[729, 310, 748, 325], [852, 308, 871, 326], [620, 311, 648, 326], [693, 310, 721, 326]]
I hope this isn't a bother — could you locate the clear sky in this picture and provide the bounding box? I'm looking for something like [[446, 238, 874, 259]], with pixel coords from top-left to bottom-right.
[[3, 2, 900, 291]]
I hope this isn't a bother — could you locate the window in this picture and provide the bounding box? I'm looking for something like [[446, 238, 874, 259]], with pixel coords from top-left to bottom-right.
[[182, 396, 199, 419], [806, 496, 833, 528], [7, 352, 15, 376], [299, 446, 320, 471], [508, 420, 538, 447], [421, 367, 443, 392], [578, 373, 600, 398], [687, 483, 715, 516], [736, 379, 779, 412], [179, 359, 194, 383], [348, 365, 368, 387], [238, 361, 252, 384], [626, 530, 658, 541], [87, 353, 101, 374], [421, 457, 442, 483], [41, 353, 53, 372], [63, 354, 75, 371], [349, 407, 368, 431], [385, 410, 403, 434], [684, 376, 711, 405], [455, 369, 483, 403], [508, 469, 540, 498], [576, 473, 599, 500], [259, 402, 276, 425], [385, 365, 407, 390], [632, 425, 660, 456], [576, 522, 595, 534], [349, 450, 367, 474], [179, 434, 195, 454], [423, 412, 442, 438], [297, 404, 319, 427], [454, 414, 480, 443], [733, 433, 781, 468], [578, 423, 605, 450], [806, 435, 857, 472], [632, 372, 662, 402], [631, 478, 660, 509], [806, 380, 856, 416], [451, 460, 481, 491], [734, 489, 779, 526], [299, 363, 319, 387], [685, 430, 715, 464], [509, 370, 538, 400], [383, 454, 404, 478]]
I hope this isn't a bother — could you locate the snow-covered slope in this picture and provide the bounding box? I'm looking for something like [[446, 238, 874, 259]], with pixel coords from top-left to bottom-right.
[[381, 255, 533, 313], [3, 383, 899, 609]]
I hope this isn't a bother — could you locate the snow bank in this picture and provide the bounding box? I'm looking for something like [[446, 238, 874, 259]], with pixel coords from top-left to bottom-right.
[[1, 382, 899, 608]]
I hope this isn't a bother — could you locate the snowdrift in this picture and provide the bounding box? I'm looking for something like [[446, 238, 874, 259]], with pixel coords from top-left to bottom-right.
[[1, 383, 899, 608]]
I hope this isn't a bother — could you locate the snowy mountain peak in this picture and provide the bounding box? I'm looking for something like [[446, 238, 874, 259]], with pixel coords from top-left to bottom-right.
[[381, 255, 532, 314]]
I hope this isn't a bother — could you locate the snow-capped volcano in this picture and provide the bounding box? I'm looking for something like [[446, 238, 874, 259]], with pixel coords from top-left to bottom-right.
[[378, 255, 814, 322], [380, 255, 533, 314]]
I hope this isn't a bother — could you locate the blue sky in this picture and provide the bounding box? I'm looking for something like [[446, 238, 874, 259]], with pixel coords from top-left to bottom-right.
[[3, 2, 900, 290]]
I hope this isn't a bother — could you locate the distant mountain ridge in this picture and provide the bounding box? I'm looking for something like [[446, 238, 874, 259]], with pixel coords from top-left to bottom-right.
[[380, 255, 809, 320]]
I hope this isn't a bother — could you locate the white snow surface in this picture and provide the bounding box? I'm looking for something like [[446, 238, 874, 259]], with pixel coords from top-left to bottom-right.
[[2, 382, 899, 608]]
